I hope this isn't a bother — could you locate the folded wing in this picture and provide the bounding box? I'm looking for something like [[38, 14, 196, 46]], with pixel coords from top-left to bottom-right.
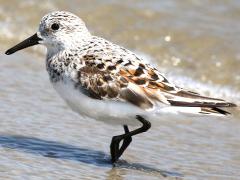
[[75, 38, 236, 116]]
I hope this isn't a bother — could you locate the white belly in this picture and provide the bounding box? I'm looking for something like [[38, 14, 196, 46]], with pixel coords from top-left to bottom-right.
[[52, 80, 145, 126]]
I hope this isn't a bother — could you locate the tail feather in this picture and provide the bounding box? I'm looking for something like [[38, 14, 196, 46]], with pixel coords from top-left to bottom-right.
[[168, 100, 236, 108], [200, 107, 231, 116], [167, 89, 237, 108]]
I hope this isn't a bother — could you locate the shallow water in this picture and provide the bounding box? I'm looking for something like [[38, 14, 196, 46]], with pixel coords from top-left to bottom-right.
[[0, 0, 240, 179]]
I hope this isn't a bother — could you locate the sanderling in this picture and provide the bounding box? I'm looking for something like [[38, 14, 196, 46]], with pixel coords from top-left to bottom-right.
[[5, 11, 236, 163]]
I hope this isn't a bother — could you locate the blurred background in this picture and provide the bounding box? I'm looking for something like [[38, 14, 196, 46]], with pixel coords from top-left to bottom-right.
[[0, 0, 240, 180]]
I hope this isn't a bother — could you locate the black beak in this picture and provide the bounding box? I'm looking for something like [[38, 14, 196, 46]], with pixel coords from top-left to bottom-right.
[[5, 33, 42, 55]]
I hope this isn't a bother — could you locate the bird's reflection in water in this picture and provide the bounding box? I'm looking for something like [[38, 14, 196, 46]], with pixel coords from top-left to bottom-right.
[[0, 135, 183, 179], [106, 160, 183, 180], [106, 167, 125, 180]]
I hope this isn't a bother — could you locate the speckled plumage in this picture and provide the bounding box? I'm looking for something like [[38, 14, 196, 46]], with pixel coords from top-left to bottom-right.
[[39, 11, 236, 120], [47, 35, 175, 109]]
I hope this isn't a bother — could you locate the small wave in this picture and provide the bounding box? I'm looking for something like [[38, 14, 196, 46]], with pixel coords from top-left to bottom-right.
[[167, 74, 240, 103]]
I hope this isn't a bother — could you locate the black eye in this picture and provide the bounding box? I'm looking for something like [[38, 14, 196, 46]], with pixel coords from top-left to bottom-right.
[[51, 23, 59, 30]]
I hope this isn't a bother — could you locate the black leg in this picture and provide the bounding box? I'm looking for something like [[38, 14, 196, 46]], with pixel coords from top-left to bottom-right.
[[118, 125, 132, 155], [110, 125, 131, 163], [110, 115, 151, 163]]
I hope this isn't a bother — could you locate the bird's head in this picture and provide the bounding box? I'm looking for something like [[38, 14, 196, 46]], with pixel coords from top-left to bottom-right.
[[5, 11, 91, 55]]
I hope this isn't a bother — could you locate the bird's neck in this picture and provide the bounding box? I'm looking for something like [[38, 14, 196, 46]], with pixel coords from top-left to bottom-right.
[[46, 36, 92, 58], [45, 35, 93, 83]]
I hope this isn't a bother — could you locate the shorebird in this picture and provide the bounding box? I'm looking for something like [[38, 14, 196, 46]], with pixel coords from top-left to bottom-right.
[[5, 11, 236, 163]]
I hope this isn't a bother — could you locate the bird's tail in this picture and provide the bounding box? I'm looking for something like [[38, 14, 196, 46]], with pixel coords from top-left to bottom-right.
[[199, 107, 231, 116]]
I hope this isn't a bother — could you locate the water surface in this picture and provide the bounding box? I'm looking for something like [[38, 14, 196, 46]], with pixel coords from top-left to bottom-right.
[[0, 0, 240, 179]]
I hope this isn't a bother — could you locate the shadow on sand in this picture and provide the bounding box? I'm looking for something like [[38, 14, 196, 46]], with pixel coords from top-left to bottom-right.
[[0, 135, 183, 179]]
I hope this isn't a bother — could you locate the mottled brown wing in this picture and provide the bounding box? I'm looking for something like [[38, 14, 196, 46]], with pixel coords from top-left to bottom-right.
[[118, 63, 176, 105], [116, 62, 236, 108], [78, 65, 154, 109], [77, 37, 236, 110]]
